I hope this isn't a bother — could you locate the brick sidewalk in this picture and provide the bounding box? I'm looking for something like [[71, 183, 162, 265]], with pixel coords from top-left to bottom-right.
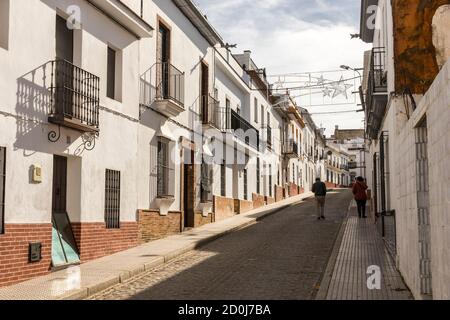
[[318, 201, 413, 300]]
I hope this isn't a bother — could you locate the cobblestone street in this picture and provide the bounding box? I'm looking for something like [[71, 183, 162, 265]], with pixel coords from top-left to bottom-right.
[[89, 190, 352, 300]]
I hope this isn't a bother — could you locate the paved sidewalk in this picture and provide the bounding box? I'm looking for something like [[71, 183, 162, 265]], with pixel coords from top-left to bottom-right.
[[0, 193, 313, 300], [318, 201, 413, 300]]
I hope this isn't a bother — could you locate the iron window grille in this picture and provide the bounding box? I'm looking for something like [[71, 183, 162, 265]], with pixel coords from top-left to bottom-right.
[[105, 169, 121, 229], [157, 139, 175, 198], [201, 161, 213, 203], [256, 158, 261, 195], [244, 168, 248, 200], [0, 147, 5, 234], [49, 59, 100, 130]]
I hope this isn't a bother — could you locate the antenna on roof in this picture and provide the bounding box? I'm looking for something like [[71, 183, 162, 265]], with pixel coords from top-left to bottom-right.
[[223, 43, 237, 49]]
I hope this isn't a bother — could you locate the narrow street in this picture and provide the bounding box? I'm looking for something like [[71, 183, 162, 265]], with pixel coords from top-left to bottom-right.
[[90, 190, 352, 300]]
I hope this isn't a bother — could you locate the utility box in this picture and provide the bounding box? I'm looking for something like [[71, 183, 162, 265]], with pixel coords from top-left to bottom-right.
[[29, 242, 42, 263]]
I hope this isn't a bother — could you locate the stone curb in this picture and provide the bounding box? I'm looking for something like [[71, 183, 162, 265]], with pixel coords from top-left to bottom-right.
[[59, 193, 313, 300]]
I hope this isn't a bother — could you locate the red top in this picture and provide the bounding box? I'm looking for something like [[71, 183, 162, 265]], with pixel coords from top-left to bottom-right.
[[352, 181, 368, 201]]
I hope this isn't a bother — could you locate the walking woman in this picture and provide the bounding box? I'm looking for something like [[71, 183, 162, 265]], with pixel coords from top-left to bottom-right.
[[352, 176, 368, 218]]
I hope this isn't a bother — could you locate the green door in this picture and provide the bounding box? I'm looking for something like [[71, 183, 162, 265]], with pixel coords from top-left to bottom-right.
[[51, 156, 80, 267]]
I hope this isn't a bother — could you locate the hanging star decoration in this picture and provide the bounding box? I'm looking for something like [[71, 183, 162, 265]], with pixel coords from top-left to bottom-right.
[[322, 87, 333, 97], [331, 76, 353, 99], [316, 75, 325, 86]]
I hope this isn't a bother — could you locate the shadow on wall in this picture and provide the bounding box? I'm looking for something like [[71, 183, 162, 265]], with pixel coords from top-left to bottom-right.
[[14, 61, 82, 156]]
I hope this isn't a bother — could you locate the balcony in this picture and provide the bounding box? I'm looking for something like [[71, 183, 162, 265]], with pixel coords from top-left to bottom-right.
[[228, 110, 259, 150], [48, 59, 100, 133], [140, 62, 185, 118], [283, 139, 299, 159], [366, 47, 388, 139], [201, 95, 226, 131]]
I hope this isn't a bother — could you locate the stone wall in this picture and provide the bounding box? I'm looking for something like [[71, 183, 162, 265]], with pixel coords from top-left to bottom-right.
[[213, 196, 235, 222], [137, 210, 181, 243], [72, 222, 138, 262]]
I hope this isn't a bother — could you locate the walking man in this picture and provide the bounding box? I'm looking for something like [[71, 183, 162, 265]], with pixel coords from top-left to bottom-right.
[[312, 178, 327, 220], [353, 176, 368, 218]]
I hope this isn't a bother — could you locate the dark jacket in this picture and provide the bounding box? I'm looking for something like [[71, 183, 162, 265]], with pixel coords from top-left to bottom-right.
[[312, 181, 327, 197], [352, 181, 368, 201]]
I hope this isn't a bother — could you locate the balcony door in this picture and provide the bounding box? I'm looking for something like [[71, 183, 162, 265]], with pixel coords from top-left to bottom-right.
[[201, 62, 209, 122], [157, 21, 171, 99], [55, 15, 74, 117], [51, 155, 80, 268]]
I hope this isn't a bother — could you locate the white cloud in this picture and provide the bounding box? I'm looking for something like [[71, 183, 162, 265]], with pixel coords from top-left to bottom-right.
[[195, 0, 371, 136]]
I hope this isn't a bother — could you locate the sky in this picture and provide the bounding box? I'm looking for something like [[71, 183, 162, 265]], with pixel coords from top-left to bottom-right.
[[194, 0, 372, 137]]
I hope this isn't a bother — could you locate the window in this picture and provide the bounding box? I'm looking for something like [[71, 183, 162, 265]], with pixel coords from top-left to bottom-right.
[[157, 139, 170, 197], [254, 98, 258, 123], [107, 46, 122, 101], [221, 161, 226, 197], [105, 169, 121, 229], [256, 158, 261, 194], [243, 168, 248, 200], [201, 160, 212, 203], [0, 147, 5, 234], [261, 105, 265, 126], [107, 47, 116, 99]]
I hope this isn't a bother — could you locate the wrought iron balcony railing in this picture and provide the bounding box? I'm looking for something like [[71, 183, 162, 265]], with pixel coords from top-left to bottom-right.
[[48, 59, 100, 132], [282, 139, 299, 157], [228, 109, 259, 150], [140, 62, 185, 110], [201, 95, 227, 130]]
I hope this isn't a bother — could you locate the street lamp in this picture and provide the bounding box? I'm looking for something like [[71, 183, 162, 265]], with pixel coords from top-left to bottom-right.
[[340, 65, 364, 112], [340, 65, 364, 79]]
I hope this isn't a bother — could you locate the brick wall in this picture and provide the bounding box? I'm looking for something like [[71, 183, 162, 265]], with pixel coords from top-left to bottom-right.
[[214, 196, 235, 222], [72, 222, 138, 262], [325, 182, 337, 189], [275, 186, 284, 202], [137, 210, 181, 243], [234, 199, 253, 214], [0, 224, 52, 287], [252, 193, 265, 209]]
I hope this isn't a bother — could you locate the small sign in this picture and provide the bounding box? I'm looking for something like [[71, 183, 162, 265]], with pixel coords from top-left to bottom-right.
[[29, 243, 42, 263]]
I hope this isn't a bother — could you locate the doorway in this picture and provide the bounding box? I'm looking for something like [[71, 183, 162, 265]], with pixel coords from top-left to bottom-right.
[[183, 148, 195, 229], [51, 155, 80, 268]]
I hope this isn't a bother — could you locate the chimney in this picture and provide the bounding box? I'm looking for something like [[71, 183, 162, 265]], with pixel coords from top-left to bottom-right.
[[243, 50, 252, 67]]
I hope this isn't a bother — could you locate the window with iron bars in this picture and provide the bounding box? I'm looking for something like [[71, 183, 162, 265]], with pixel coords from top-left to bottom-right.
[[243, 168, 248, 201], [105, 169, 121, 229], [201, 160, 213, 203], [256, 158, 261, 194], [269, 164, 273, 198], [0, 147, 5, 234]]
